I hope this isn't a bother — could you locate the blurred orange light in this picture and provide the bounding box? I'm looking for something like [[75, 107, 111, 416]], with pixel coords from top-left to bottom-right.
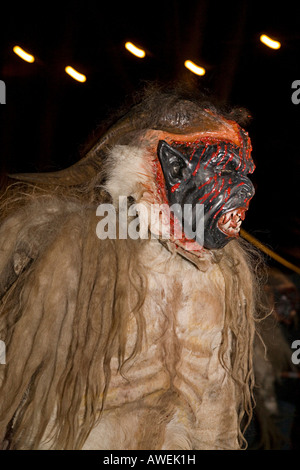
[[125, 42, 146, 58], [260, 34, 281, 49], [65, 66, 86, 83], [184, 60, 206, 76], [13, 45, 35, 63]]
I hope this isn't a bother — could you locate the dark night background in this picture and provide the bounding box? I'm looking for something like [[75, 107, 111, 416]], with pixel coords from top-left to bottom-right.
[[1, 0, 299, 267], [0, 0, 300, 451]]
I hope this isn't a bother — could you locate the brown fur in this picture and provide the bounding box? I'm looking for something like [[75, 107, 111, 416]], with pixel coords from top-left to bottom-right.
[[0, 186, 262, 449], [0, 86, 264, 449]]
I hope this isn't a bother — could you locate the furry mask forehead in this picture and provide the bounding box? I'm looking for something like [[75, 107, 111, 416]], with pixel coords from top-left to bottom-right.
[[139, 112, 252, 169], [9, 93, 252, 188]]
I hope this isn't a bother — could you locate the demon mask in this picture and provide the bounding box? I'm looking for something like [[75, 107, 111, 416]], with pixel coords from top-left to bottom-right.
[[156, 128, 255, 250]]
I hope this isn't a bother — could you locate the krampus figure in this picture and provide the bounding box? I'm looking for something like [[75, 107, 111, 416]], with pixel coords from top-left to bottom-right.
[[0, 86, 261, 450]]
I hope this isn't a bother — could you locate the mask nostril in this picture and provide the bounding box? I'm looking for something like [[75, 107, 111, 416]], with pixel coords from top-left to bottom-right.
[[239, 187, 254, 200], [239, 178, 255, 199]]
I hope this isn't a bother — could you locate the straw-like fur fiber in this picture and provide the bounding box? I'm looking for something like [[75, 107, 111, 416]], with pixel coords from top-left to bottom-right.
[[0, 197, 256, 449], [0, 124, 260, 450]]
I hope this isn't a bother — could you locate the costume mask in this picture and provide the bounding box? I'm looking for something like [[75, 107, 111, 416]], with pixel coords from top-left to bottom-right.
[[156, 124, 255, 250]]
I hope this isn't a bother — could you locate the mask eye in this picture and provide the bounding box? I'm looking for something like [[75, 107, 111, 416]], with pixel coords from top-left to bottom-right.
[[170, 157, 184, 179], [215, 159, 236, 176], [219, 169, 234, 176]]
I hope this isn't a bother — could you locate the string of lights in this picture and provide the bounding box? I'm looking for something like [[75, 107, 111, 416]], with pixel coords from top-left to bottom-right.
[[9, 32, 299, 275], [12, 32, 281, 82]]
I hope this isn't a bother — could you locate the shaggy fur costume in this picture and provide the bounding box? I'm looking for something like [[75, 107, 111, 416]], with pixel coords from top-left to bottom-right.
[[0, 86, 262, 450]]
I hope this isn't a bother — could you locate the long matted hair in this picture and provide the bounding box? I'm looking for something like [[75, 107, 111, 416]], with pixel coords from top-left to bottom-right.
[[0, 85, 265, 449]]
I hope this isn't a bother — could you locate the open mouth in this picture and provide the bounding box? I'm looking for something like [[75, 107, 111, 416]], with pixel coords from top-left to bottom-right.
[[217, 207, 246, 237]]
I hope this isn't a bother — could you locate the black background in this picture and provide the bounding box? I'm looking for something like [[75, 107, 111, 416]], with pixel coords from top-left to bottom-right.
[[0, 0, 299, 269], [0, 0, 300, 452]]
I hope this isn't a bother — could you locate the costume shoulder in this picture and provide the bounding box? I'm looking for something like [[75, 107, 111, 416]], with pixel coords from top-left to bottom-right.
[[0, 190, 113, 448], [0, 194, 86, 300], [0, 183, 145, 449]]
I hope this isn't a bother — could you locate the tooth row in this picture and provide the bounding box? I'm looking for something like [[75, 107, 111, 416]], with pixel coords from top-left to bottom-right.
[[221, 208, 245, 225], [221, 218, 242, 231]]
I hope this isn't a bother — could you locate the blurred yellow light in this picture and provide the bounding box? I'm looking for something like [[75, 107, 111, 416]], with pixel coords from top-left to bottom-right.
[[125, 42, 146, 58], [260, 34, 281, 50], [184, 60, 206, 76], [65, 66, 86, 83], [13, 45, 35, 63]]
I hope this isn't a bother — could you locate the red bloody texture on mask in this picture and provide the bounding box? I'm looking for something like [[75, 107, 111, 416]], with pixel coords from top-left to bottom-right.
[[142, 120, 254, 251]]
